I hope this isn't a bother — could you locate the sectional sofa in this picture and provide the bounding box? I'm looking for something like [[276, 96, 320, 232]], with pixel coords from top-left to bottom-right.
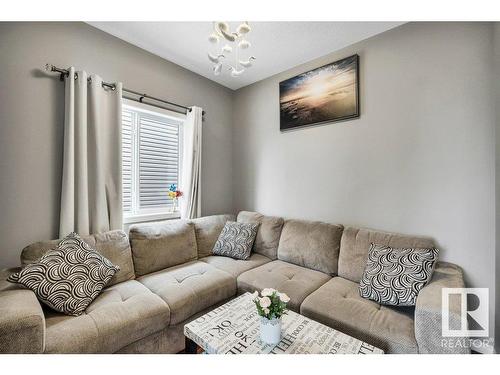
[[0, 211, 468, 354]]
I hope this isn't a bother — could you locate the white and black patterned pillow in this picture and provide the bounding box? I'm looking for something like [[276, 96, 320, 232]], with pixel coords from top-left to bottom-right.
[[359, 243, 439, 306], [212, 221, 259, 260], [8, 232, 119, 316]]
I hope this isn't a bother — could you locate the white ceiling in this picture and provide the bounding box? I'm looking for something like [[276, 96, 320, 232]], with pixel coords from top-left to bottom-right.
[[88, 22, 404, 90]]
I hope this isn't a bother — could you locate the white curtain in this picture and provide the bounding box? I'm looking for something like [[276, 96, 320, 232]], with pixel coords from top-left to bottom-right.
[[180, 106, 203, 219], [59, 67, 123, 236]]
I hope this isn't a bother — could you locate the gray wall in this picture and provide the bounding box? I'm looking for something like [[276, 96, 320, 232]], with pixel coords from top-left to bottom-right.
[[232, 22, 496, 341], [0, 22, 233, 268], [494, 22, 500, 353]]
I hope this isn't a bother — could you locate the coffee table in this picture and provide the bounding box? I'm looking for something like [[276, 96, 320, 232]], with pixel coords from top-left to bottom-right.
[[184, 293, 383, 354]]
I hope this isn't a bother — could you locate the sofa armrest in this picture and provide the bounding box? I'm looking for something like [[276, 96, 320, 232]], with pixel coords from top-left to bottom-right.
[[414, 261, 469, 354], [0, 268, 45, 353]]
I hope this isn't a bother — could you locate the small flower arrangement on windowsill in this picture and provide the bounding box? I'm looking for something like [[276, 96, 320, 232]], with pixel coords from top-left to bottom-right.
[[168, 184, 183, 212], [252, 288, 290, 345]]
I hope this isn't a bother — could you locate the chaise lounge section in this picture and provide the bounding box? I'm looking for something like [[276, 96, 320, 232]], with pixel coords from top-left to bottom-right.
[[0, 211, 468, 354]]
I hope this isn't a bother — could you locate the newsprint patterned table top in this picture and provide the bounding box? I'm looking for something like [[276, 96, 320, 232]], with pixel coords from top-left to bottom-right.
[[184, 293, 383, 354]]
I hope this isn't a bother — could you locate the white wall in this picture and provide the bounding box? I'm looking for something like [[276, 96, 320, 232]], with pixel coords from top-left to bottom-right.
[[232, 22, 496, 340], [0, 22, 233, 268]]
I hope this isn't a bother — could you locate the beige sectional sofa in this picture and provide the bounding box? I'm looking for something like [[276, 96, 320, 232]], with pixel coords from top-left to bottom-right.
[[0, 211, 468, 354]]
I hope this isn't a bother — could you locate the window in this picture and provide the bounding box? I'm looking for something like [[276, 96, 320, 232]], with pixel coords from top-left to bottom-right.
[[122, 101, 184, 223]]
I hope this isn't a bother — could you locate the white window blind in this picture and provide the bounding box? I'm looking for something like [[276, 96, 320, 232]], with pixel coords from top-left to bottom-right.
[[122, 103, 183, 221], [122, 109, 134, 214]]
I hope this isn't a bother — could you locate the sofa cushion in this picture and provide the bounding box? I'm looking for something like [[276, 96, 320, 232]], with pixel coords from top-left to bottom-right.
[[129, 220, 197, 276], [237, 211, 284, 260], [359, 244, 439, 306], [277, 219, 343, 275], [9, 232, 120, 316], [92, 231, 136, 285], [200, 253, 271, 277], [20, 230, 135, 286], [44, 280, 170, 353], [191, 214, 235, 257], [338, 226, 436, 283], [138, 261, 236, 325], [212, 221, 259, 260], [300, 277, 418, 353], [237, 260, 331, 312]]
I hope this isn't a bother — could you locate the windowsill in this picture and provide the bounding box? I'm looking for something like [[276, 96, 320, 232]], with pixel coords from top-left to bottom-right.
[[123, 211, 181, 224]]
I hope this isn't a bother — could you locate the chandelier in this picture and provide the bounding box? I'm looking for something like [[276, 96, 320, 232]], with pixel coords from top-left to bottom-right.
[[208, 22, 256, 77]]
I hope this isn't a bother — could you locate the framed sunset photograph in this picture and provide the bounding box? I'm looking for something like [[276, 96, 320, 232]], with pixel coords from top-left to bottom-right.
[[279, 54, 359, 130]]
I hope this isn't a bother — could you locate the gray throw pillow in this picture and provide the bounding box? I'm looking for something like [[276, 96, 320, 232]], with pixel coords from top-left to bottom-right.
[[8, 232, 119, 316], [212, 221, 259, 260], [359, 243, 439, 306]]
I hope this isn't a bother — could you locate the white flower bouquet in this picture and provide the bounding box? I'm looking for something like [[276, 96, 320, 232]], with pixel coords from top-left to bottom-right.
[[252, 288, 290, 344], [251, 288, 290, 320]]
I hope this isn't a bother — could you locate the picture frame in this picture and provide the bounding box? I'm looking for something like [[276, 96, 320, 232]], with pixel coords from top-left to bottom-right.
[[279, 54, 360, 131]]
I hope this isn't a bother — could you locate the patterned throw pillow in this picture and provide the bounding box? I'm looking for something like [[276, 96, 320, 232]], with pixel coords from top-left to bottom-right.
[[212, 221, 259, 260], [8, 232, 119, 316], [359, 243, 439, 306]]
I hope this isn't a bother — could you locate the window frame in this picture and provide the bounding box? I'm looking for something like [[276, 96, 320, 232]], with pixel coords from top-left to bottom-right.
[[122, 99, 185, 224]]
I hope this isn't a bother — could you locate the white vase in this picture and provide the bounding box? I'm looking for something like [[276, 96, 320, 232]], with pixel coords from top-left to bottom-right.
[[260, 316, 282, 345]]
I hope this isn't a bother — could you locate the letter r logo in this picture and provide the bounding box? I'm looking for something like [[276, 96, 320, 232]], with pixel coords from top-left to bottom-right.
[[442, 288, 489, 337]]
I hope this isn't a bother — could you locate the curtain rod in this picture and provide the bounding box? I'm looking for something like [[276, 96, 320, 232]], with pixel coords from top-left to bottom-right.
[[44, 64, 205, 117]]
